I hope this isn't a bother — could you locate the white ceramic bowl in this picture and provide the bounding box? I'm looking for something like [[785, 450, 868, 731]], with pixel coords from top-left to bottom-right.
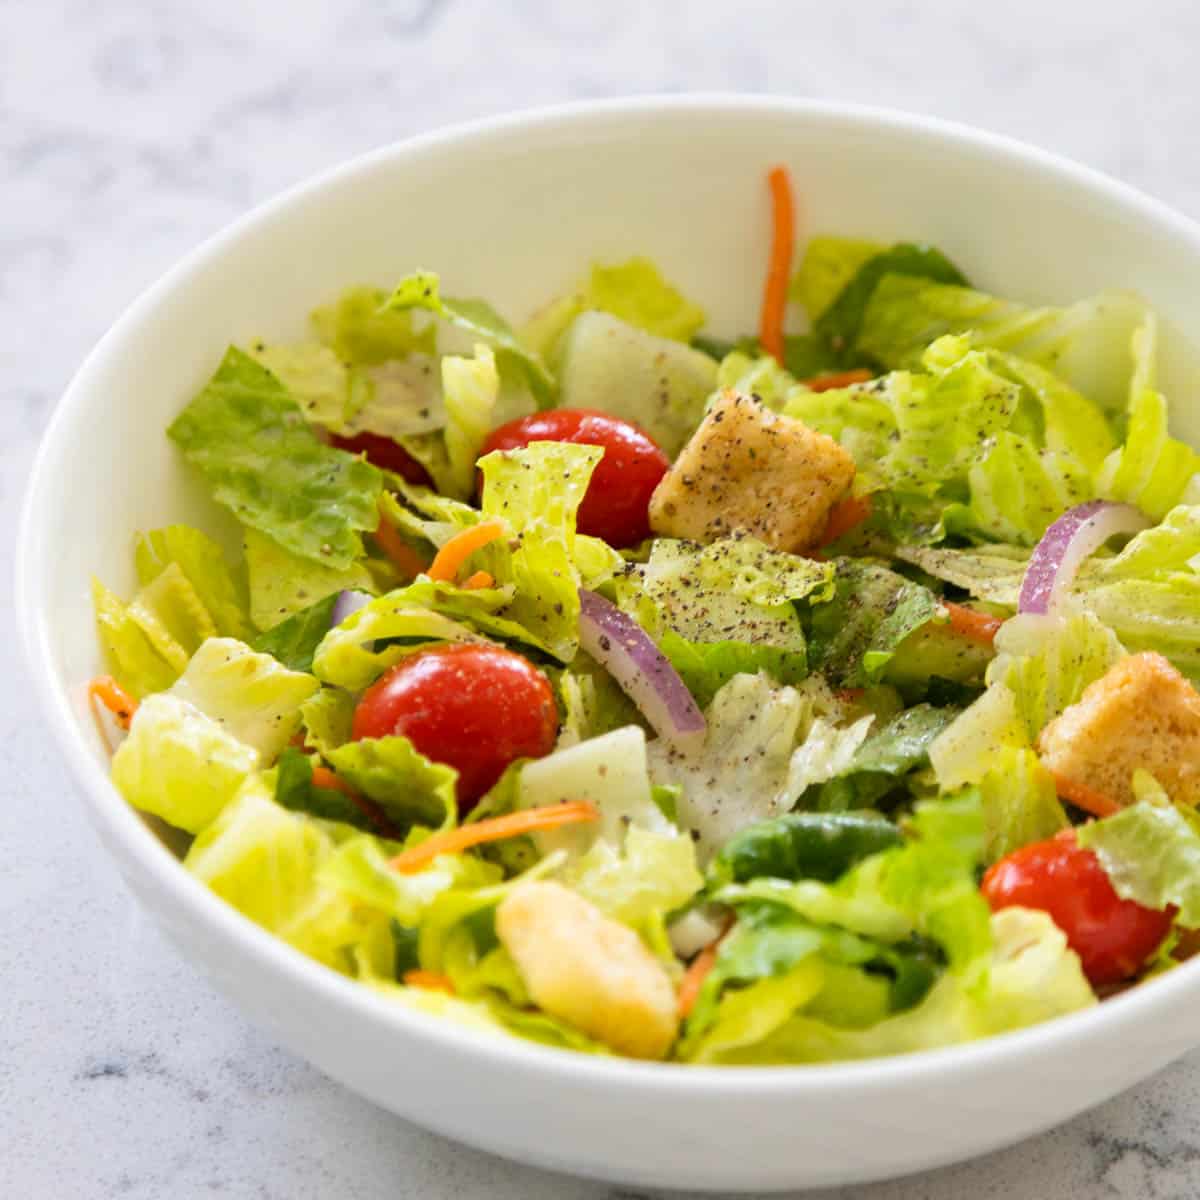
[[18, 97, 1200, 1192]]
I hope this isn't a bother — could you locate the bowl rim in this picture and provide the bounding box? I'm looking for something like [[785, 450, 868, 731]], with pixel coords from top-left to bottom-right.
[[18, 92, 1200, 1094]]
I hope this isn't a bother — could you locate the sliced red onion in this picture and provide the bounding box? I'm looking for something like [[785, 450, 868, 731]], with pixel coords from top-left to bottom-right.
[[578, 589, 706, 754], [1018, 501, 1152, 615], [330, 589, 374, 626]]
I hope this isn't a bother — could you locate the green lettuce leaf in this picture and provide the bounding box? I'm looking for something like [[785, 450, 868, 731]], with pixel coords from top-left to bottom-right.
[[807, 559, 940, 686], [167, 347, 383, 569], [251, 594, 339, 673], [857, 275, 1147, 415], [1106, 504, 1200, 578], [555, 311, 718, 456], [378, 477, 480, 552], [299, 686, 356, 757], [91, 577, 178, 698], [326, 735, 459, 834], [112, 693, 260, 833], [1077, 801, 1200, 926], [134, 524, 251, 640], [708, 811, 903, 888], [243, 526, 374, 632], [815, 243, 969, 364], [581, 257, 707, 342], [791, 236, 885, 321], [311, 284, 435, 364], [805, 704, 959, 811], [275, 745, 382, 829], [125, 562, 217, 674], [382, 271, 554, 404], [185, 775, 381, 970], [554, 653, 644, 747], [657, 631, 809, 710], [560, 825, 704, 926], [440, 343, 500, 498], [1098, 316, 1200, 519], [168, 637, 319, 759], [976, 747, 1068, 863]]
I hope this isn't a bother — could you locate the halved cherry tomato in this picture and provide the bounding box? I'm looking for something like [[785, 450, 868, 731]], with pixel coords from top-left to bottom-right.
[[479, 409, 669, 548], [351, 644, 558, 811], [331, 431, 432, 487], [981, 828, 1173, 986]]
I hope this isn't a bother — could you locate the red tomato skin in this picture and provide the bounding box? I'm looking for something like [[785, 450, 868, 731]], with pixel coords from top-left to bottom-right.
[[331, 431, 432, 487], [479, 409, 670, 548], [350, 644, 558, 811], [981, 829, 1173, 986]]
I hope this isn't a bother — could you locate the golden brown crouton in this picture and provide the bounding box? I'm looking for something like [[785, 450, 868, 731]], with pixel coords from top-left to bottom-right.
[[647, 389, 855, 553], [496, 880, 678, 1059], [1037, 652, 1200, 808]]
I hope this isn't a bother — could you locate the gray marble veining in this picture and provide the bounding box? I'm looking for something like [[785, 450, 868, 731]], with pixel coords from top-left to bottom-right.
[[4, 1, 1200, 1196]]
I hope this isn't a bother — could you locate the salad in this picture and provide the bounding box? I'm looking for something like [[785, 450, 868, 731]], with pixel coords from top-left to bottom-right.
[[89, 166, 1200, 1065]]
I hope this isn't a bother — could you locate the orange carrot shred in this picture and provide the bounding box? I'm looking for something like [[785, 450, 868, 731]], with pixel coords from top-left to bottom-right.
[[759, 165, 796, 366], [88, 675, 138, 730], [1053, 771, 1122, 818], [373, 512, 428, 580], [945, 602, 1004, 647], [403, 970, 456, 994], [311, 765, 359, 797], [804, 367, 874, 392], [311, 764, 404, 839], [819, 494, 873, 547], [462, 570, 495, 590], [677, 919, 735, 1019], [426, 520, 507, 584], [389, 801, 599, 874]]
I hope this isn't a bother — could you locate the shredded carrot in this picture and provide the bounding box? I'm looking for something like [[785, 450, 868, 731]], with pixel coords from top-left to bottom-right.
[[88, 675, 138, 730], [426, 520, 506, 584], [1053, 771, 1122, 818], [677, 919, 735, 1019], [403, 970, 456, 994], [759, 165, 796, 365], [310, 764, 404, 839], [462, 570, 495, 590], [819, 494, 873, 547], [389, 801, 599, 874], [804, 367, 874, 392], [944, 602, 1004, 647], [373, 512, 428, 580]]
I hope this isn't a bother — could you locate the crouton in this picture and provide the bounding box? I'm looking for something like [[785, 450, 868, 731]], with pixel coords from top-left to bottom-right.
[[495, 880, 678, 1059], [1037, 652, 1200, 808], [648, 389, 856, 553]]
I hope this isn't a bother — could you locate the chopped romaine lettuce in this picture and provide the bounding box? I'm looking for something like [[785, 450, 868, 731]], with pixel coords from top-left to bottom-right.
[[581, 257, 707, 342], [126, 562, 215, 674], [167, 348, 383, 569], [92, 577, 179, 698], [1077, 802, 1200, 926], [112, 693, 260, 833], [326, 735, 459, 834], [311, 284, 435, 364], [791, 235, 885, 321], [134, 524, 251, 640], [251, 595, 339, 673], [168, 637, 319, 760]]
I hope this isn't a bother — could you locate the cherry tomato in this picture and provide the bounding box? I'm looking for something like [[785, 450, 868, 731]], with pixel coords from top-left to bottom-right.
[[331, 431, 432, 487], [479, 409, 669, 548], [351, 643, 558, 810], [981, 829, 1173, 986]]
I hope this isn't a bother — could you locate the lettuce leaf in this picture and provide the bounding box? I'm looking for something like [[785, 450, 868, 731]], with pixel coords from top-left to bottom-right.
[[167, 347, 383, 569], [647, 673, 831, 862], [243, 526, 374, 632], [125, 562, 217, 674], [815, 243, 968, 364], [91, 577, 178, 698], [382, 271, 554, 404], [440, 343, 501, 498], [554, 653, 644, 747], [168, 637, 319, 759], [976, 747, 1068, 863], [1077, 801, 1200, 926], [519, 725, 669, 857], [251, 595, 339, 673], [112, 693, 260, 833], [299, 686, 356, 758], [1098, 316, 1200, 519], [134, 524, 251, 640], [791, 236, 885, 321], [858, 275, 1147, 415], [807, 560, 940, 686], [657, 631, 809, 709], [1106, 504, 1200, 578], [560, 825, 704, 926], [275, 745, 382, 829], [326, 735, 459, 834], [581, 257, 707, 342], [311, 284, 435, 365], [185, 776, 379, 970]]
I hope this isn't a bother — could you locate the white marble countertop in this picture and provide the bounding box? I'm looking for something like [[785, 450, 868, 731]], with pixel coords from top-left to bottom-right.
[[5, 2, 1200, 1196]]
